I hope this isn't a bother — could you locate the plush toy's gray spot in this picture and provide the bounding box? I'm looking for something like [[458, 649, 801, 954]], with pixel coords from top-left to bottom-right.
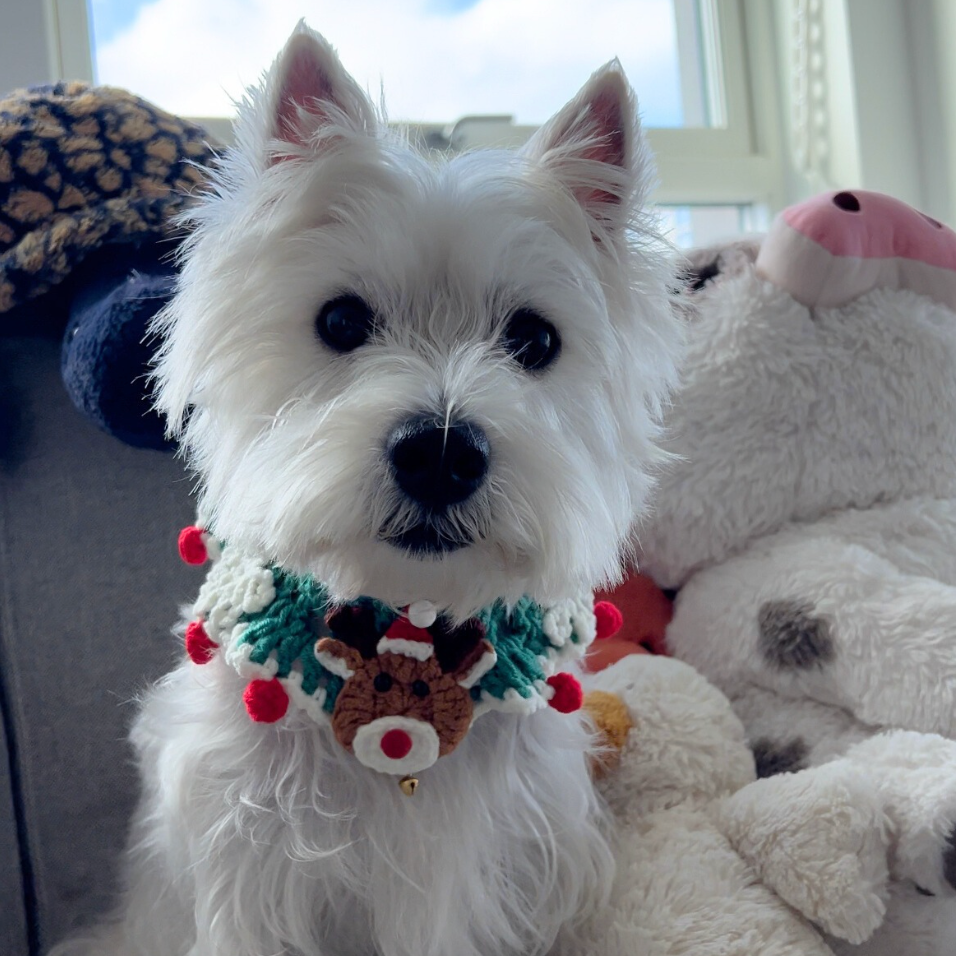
[[943, 826, 956, 892], [750, 736, 809, 778], [757, 600, 835, 669]]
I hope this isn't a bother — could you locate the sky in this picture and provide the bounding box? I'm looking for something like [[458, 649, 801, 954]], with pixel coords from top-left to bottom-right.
[[89, 0, 687, 127]]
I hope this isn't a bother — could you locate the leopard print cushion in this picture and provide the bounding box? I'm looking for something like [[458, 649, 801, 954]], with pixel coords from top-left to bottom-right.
[[0, 81, 217, 314]]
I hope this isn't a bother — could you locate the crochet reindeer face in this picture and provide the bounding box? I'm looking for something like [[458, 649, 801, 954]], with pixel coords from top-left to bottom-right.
[[315, 610, 496, 775]]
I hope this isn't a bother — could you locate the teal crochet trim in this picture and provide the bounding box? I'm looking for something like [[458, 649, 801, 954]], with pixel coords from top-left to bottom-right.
[[240, 570, 331, 700], [235, 564, 584, 713], [238, 569, 396, 714], [474, 598, 561, 702]]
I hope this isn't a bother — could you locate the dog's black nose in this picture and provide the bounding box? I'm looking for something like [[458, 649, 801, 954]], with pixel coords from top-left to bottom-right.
[[388, 416, 489, 511]]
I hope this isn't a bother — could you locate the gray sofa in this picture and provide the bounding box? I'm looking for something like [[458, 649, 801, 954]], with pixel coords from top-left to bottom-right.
[[0, 328, 197, 954]]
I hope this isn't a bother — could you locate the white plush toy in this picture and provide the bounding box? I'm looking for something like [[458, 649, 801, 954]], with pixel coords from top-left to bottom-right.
[[570, 652, 956, 956], [635, 189, 956, 955]]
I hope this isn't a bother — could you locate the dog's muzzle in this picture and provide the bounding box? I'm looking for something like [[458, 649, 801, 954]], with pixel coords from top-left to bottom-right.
[[383, 415, 489, 554]]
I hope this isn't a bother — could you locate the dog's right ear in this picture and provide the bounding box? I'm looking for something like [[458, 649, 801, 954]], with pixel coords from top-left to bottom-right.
[[522, 62, 647, 241], [263, 21, 377, 162]]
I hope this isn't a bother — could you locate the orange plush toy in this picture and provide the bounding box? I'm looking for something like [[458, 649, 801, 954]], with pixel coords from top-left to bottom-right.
[[585, 572, 673, 672]]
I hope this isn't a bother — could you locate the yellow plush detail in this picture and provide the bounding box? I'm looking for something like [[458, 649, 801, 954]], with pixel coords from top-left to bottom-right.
[[583, 689, 633, 776]]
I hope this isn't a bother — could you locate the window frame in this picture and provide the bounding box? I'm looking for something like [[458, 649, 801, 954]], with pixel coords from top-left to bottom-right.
[[44, 0, 94, 87], [650, 0, 785, 209], [37, 0, 785, 212]]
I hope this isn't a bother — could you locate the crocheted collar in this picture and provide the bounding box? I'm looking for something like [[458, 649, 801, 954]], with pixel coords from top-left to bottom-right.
[[177, 526, 617, 786]]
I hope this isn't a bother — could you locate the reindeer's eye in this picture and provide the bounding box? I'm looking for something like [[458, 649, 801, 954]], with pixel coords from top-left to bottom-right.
[[411, 680, 430, 698], [373, 672, 393, 693]]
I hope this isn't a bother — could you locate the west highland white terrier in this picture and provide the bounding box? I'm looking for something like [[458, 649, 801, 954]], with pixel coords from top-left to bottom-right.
[[51, 21, 682, 956]]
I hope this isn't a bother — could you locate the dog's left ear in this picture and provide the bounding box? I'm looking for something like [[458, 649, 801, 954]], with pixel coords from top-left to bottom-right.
[[523, 62, 646, 238], [263, 21, 377, 161]]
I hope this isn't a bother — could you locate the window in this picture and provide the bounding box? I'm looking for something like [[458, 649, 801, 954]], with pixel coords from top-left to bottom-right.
[[38, 0, 785, 246], [658, 204, 769, 249], [90, 0, 693, 128]]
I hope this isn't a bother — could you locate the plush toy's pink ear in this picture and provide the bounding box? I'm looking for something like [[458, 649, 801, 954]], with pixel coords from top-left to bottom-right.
[[267, 22, 376, 160], [523, 62, 646, 237]]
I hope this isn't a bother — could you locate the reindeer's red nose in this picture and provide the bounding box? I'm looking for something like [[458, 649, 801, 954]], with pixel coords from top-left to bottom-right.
[[380, 728, 413, 760]]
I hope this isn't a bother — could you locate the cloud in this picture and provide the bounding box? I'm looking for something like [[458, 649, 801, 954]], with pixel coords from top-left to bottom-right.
[[93, 0, 684, 126]]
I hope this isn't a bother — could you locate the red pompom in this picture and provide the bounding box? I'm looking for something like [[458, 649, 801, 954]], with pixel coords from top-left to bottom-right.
[[547, 672, 584, 713], [243, 679, 289, 723], [594, 600, 624, 640], [185, 620, 217, 664], [178, 526, 208, 565]]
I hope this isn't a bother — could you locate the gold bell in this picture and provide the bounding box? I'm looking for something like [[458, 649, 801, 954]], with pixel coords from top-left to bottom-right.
[[398, 774, 419, 796]]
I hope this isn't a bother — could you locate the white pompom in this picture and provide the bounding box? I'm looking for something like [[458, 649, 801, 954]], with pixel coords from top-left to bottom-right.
[[407, 600, 437, 629]]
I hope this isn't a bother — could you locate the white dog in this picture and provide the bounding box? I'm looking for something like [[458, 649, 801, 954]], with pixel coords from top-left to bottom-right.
[[51, 22, 682, 956]]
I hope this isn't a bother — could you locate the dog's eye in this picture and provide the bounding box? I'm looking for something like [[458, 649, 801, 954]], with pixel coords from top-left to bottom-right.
[[501, 309, 560, 372], [315, 295, 375, 353], [373, 672, 393, 692], [411, 680, 430, 698]]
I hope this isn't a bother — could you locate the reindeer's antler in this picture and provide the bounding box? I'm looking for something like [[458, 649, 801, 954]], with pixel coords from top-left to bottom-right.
[[429, 618, 496, 687], [324, 603, 382, 659]]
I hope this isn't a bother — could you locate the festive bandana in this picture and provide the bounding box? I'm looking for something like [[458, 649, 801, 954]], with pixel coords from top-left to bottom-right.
[[178, 526, 621, 779]]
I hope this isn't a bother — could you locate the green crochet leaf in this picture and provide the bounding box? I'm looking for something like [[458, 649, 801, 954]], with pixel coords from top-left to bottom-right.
[[240, 569, 327, 688], [474, 598, 554, 702], [237, 569, 396, 712]]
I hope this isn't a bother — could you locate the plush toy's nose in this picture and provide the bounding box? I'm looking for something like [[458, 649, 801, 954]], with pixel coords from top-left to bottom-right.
[[388, 415, 489, 511], [380, 728, 413, 760]]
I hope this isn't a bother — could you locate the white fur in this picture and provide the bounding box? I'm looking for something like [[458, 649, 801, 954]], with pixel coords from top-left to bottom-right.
[[50, 22, 683, 956], [640, 278, 956, 589], [642, 240, 956, 954], [54, 658, 612, 956], [152, 26, 682, 621]]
